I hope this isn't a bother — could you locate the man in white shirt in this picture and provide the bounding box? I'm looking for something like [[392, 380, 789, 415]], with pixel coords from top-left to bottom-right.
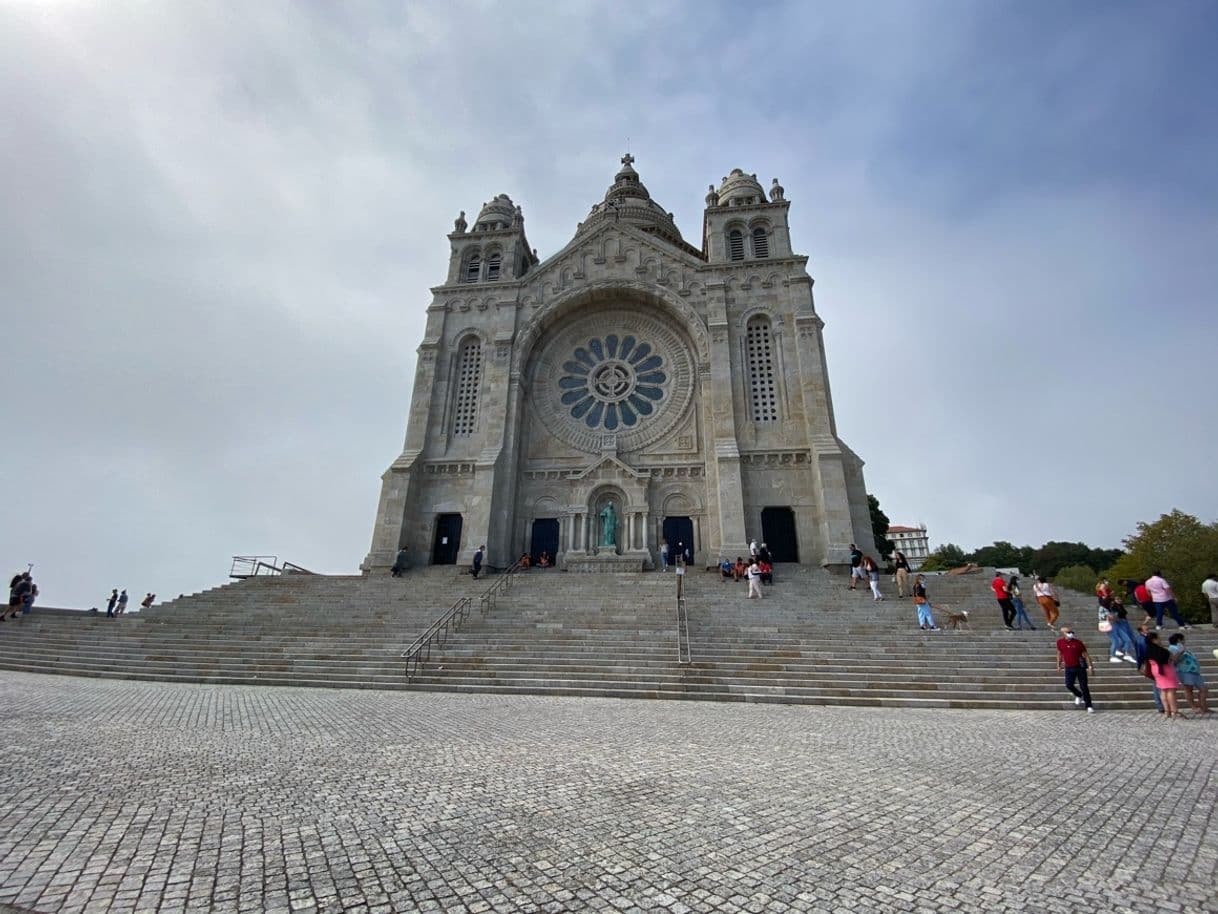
[[746, 559, 764, 599], [1203, 572, 1218, 628]]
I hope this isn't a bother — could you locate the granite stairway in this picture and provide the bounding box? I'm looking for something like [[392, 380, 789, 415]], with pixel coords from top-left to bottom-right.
[[0, 566, 1212, 711], [405, 566, 1218, 711]]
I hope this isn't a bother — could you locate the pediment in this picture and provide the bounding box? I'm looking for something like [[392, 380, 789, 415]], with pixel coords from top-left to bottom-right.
[[572, 453, 650, 481], [520, 221, 708, 304]]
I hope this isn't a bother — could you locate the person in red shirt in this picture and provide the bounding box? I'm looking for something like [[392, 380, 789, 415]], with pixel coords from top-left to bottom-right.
[[1133, 581, 1155, 624], [992, 573, 1016, 629], [1055, 625, 1096, 712]]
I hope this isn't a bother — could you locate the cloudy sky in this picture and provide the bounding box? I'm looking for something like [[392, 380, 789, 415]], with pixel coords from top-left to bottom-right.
[[3, 1, 1216, 607]]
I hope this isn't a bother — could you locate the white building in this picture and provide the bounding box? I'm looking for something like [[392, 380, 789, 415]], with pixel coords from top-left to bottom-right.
[[888, 525, 930, 569]]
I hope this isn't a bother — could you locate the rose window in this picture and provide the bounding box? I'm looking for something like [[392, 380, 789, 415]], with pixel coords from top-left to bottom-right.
[[558, 335, 666, 429]]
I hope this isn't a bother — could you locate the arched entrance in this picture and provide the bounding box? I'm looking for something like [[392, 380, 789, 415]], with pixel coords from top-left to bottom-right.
[[432, 514, 463, 565], [761, 507, 798, 562], [663, 516, 694, 564], [530, 518, 559, 565]]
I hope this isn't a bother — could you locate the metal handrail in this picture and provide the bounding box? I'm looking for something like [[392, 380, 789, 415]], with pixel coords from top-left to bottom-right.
[[479, 561, 522, 615], [401, 596, 473, 679], [402, 562, 524, 681], [676, 571, 692, 664], [230, 556, 315, 578]]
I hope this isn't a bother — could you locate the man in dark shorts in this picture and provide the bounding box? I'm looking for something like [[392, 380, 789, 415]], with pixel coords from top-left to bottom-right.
[[848, 544, 863, 590], [1055, 625, 1096, 713]]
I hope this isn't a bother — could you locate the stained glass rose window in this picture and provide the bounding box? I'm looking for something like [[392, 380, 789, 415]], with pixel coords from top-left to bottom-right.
[[558, 334, 666, 429]]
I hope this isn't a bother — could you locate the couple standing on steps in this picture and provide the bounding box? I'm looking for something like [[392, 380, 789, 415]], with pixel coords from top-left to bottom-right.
[[847, 544, 884, 602]]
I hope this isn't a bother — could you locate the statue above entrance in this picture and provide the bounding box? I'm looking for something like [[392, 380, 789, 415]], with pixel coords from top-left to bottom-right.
[[598, 502, 618, 550]]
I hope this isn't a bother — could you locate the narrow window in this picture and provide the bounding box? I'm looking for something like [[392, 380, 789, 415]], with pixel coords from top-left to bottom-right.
[[463, 254, 481, 283], [746, 318, 778, 422], [452, 339, 483, 435], [486, 252, 501, 280], [728, 229, 744, 261], [752, 227, 769, 259]]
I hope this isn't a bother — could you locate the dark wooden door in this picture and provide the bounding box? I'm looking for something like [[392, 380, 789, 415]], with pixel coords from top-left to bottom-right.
[[530, 518, 559, 565], [761, 507, 799, 562], [663, 516, 694, 563], [431, 514, 463, 565]]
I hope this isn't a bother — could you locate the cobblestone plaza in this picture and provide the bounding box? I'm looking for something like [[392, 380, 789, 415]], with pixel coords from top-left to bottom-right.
[[0, 672, 1214, 914]]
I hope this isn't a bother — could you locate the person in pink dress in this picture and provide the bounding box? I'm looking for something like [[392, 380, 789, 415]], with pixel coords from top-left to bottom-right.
[[1143, 631, 1184, 719]]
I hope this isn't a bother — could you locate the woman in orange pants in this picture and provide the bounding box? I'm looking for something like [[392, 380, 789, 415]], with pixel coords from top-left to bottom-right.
[[1033, 576, 1060, 630]]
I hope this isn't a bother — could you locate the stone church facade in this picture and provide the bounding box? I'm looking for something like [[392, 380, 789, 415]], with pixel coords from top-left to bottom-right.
[[363, 156, 875, 572]]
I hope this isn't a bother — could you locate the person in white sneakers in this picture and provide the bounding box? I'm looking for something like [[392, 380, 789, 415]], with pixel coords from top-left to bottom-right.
[[1055, 626, 1096, 713], [746, 558, 764, 599]]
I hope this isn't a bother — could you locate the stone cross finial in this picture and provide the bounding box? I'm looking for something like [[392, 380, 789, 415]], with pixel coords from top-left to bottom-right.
[[620, 152, 634, 167]]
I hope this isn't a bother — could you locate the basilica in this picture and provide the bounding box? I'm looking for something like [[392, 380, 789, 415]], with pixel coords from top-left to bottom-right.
[[363, 156, 876, 572]]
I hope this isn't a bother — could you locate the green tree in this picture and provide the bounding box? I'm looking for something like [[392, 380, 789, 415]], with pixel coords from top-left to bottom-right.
[[1030, 541, 1095, 579], [969, 541, 1033, 571], [920, 543, 967, 572], [867, 494, 894, 560], [1054, 564, 1099, 596], [1103, 510, 1218, 622]]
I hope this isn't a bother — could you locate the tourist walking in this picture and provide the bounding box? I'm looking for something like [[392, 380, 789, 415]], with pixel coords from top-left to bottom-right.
[[1143, 632, 1183, 718], [1203, 572, 1218, 628], [1033, 576, 1060, 630], [140, 593, 155, 612], [893, 550, 911, 597], [1132, 623, 1165, 713], [471, 545, 484, 579], [105, 588, 119, 618], [1009, 576, 1035, 630], [848, 544, 864, 590], [116, 589, 129, 616], [1168, 634, 1210, 714], [660, 540, 669, 571], [1103, 600, 1137, 663], [746, 559, 763, 599], [1145, 570, 1190, 631], [1055, 625, 1096, 713], [862, 555, 884, 601], [4, 573, 33, 621], [1133, 579, 1156, 625], [992, 572, 1016, 629], [749, 538, 759, 560], [912, 574, 938, 631], [390, 548, 410, 578]]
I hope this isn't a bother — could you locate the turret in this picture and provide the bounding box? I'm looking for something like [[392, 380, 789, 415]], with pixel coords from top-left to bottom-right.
[[445, 193, 538, 285], [702, 168, 793, 263]]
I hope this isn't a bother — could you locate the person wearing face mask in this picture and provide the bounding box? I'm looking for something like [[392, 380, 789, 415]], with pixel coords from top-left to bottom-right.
[[1055, 625, 1096, 713], [1168, 633, 1210, 715]]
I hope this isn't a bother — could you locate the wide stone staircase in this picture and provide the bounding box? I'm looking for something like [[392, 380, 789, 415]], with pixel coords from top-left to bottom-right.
[[0, 566, 1212, 710]]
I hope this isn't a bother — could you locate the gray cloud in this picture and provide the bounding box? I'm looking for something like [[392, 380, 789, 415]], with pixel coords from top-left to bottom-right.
[[3, 1, 1215, 606]]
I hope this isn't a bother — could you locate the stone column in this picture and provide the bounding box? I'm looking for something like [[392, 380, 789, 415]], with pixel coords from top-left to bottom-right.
[[704, 283, 749, 559]]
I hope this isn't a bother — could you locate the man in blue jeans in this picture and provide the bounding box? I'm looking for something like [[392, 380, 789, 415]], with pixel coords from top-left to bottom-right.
[[1055, 625, 1096, 713]]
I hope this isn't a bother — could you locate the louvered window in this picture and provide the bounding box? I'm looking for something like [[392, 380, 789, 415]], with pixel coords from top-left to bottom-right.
[[728, 229, 744, 261], [752, 227, 769, 259], [746, 318, 778, 422], [463, 255, 481, 283], [486, 252, 501, 280], [452, 340, 483, 435]]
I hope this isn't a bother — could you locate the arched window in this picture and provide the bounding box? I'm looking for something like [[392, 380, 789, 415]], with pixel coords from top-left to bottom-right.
[[745, 317, 778, 422], [452, 338, 483, 435], [727, 229, 745, 261], [463, 254, 481, 283], [486, 252, 501, 280], [751, 227, 769, 259]]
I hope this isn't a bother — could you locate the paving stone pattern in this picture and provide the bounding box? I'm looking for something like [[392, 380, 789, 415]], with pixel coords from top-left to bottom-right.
[[0, 673, 1215, 914]]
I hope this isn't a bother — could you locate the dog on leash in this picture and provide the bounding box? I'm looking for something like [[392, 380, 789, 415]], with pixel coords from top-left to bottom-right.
[[943, 607, 971, 630]]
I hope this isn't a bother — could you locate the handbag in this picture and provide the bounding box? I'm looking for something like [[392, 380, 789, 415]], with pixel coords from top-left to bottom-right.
[[1098, 620, 1112, 633]]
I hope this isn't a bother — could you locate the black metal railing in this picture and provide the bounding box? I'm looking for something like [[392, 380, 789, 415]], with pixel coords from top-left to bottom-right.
[[401, 595, 473, 679], [676, 570, 692, 664], [230, 556, 316, 578], [402, 562, 523, 681]]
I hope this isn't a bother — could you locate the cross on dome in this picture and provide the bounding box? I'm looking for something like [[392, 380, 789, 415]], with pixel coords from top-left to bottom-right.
[[621, 152, 634, 167]]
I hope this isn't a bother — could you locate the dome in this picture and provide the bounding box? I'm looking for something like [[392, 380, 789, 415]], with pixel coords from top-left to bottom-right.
[[577, 154, 692, 252], [717, 168, 766, 206], [474, 194, 517, 230]]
